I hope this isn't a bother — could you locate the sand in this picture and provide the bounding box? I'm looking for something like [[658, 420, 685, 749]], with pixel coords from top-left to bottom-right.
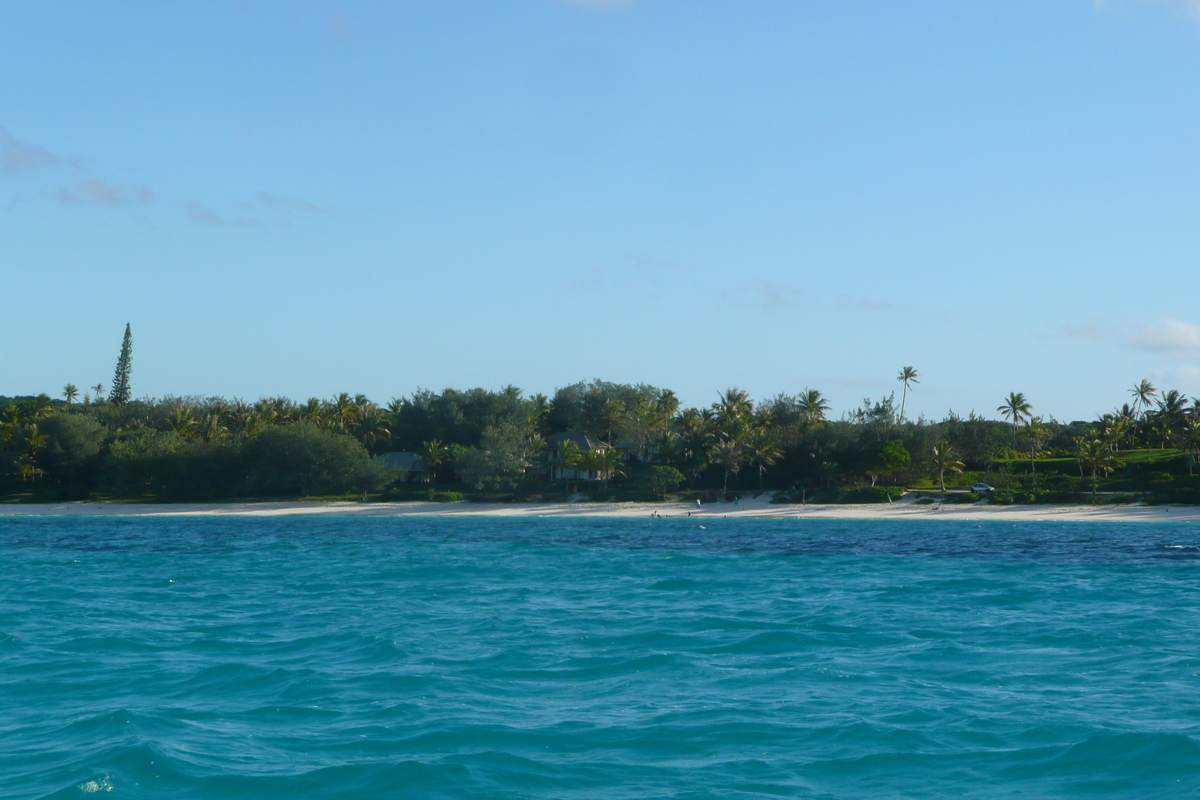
[[0, 495, 1195, 522]]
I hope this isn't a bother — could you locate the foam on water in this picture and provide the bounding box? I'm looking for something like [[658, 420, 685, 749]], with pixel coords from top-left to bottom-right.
[[3, 516, 1200, 798]]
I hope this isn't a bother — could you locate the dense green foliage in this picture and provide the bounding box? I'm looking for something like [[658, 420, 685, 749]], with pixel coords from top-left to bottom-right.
[[3, 374, 1200, 503]]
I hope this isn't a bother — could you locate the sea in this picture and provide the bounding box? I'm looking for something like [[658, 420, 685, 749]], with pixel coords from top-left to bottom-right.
[[2, 516, 1200, 799]]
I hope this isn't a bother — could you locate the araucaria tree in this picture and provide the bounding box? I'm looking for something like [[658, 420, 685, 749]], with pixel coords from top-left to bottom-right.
[[110, 324, 133, 406]]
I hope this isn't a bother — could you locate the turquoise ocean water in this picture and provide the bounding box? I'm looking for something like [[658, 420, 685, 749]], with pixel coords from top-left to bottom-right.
[[3, 516, 1200, 799]]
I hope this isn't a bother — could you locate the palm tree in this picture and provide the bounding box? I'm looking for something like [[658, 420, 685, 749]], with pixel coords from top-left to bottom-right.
[[897, 367, 919, 423], [1131, 379, 1157, 422], [301, 398, 326, 427], [197, 413, 229, 443], [578, 449, 604, 485], [355, 406, 392, 453], [168, 405, 199, 439], [930, 443, 964, 492], [654, 430, 681, 466], [1074, 438, 1123, 494], [419, 439, 451, 483], [597, 447, 626, 489], [1023, 416, 1050, 475], [998, 392, 1031, 446], [797, 388, 830, 428], [92, 384, 105, 403], [62, 384, 78, 408], [1151, 415, 1175, 450], [746, 427, 782, 490], [1182, 418, 1200, 477], [551, 439, 582, 481], [710, 435, 746, 494], [330, 393, 360, 432], [600, 399, 625, 444]]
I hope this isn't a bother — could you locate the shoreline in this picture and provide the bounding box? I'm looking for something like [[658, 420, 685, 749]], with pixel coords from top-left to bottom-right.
[[1, 497, 1196, 522]]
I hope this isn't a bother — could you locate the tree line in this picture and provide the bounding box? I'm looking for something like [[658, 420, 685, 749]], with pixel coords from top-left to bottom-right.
[[4, 370, 1200, 502]]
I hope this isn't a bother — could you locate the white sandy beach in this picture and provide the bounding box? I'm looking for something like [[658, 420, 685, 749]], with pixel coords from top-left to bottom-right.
[[1, 495, 1196, 522]]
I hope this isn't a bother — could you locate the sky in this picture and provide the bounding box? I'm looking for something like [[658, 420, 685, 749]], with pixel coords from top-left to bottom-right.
[[3, 0, 1200, 422]]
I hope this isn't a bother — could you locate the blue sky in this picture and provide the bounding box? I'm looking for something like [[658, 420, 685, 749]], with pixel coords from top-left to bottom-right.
[[3, 0, 1200, 422]]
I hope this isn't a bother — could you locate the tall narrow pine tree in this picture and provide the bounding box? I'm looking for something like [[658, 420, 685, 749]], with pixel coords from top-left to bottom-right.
[[110, 323, 133, 405]]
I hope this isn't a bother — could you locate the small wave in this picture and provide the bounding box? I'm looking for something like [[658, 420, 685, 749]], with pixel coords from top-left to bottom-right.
[[76, 776, 112, 793], [707, 630, 819, 655]]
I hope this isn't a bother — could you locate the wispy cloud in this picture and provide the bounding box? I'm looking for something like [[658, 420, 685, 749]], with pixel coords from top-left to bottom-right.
[[754, 280, 804, 312], [1097, 0, 1200, 19], [254, 192, 328, 216], [187, 193, 326, 228], [57, 180, 153, 207], [187, 202, 226, 227], [0, 126, 62, 176], [837, 294, 899, 312], [1062, 317, 1200, 359], [3, 124, 328, 230]]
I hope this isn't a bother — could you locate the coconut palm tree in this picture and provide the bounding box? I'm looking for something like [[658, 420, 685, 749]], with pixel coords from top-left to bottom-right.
[[597, 447, 626, 489], [600, 399, 625, 444], [746, 427, 782, 490], [355, 406, 392, 453], [578, 449, 604, 485], [1131, 379, 1157, 422], [168, 405, 199, 439], [715, 388, 753, 428], [797, 388, 830, 428], [62, 384, 78, 408], [419, 439, 450, 483], [710, 435, 746, 494], [897, 367, 919, 423], [92, 384, 105, 403], [930, 443, 964, 492], [301, 398, 326, 427], [1074, 438, 1123, 494], [197, 413, 228, 443], [330, 393, 360, 432], [551, 438, 582, 481], [1182, 418, 1200, 477], [998, 392, 1032, 446], [1023, 416, 1050, 475], [656, 390, 680, 435], [654, 430, 681, 467]]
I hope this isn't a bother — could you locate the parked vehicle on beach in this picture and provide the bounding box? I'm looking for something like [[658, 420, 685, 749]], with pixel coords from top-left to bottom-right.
[[971, 483, 995, 493]]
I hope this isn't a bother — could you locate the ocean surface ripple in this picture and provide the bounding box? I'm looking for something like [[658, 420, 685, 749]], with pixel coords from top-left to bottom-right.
[[3, 516, 1200, 798]]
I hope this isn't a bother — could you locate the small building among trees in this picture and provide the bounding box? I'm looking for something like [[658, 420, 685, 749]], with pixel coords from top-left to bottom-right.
[[377, 451, 434, 483], [547, 432, 613, 482]]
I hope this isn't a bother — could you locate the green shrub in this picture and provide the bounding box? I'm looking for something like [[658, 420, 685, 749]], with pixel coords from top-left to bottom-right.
[[914, 497, 934, 505], [951, 492, 980, 504], [432, 491, 463, 502]]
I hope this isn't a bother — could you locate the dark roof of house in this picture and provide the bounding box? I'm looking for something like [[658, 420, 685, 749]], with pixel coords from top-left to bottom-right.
[[547, 432, 607, 451], [378, 451, 431, 471]]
